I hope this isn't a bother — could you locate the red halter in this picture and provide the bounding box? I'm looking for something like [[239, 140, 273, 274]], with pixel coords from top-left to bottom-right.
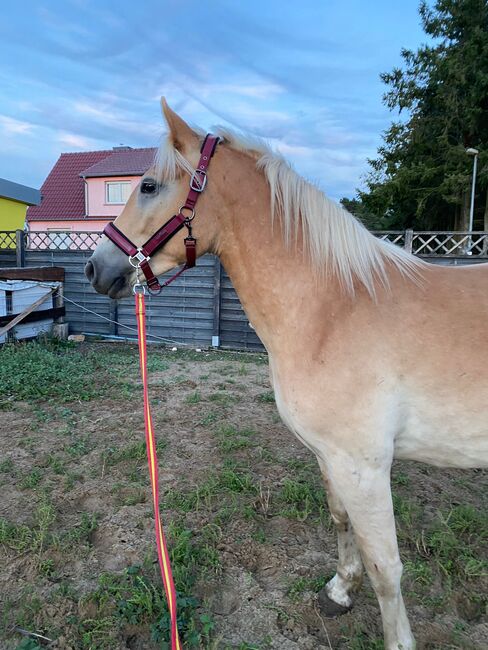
[[103, 134, 220, 293]]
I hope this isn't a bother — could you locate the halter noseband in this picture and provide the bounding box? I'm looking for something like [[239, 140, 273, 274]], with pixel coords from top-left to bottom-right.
[[103, 134, 220, 294]]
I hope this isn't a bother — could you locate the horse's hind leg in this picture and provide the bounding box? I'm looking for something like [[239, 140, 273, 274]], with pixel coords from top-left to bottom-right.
[[326, 456, 415, 650], [317, 459, 363, 615]]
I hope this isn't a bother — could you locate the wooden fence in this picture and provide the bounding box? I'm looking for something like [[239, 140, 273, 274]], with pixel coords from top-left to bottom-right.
[[1, 230, 487, 350]]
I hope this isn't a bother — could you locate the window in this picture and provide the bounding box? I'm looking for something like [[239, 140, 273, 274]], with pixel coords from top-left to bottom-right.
[[105, 181, 131, 204]]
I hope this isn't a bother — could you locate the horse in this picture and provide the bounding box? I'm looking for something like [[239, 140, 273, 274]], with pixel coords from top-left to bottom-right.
[[85, 100, 488, 650]]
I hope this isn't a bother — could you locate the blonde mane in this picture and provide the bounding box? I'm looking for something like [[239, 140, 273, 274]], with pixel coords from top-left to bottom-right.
[[155, 128, 423, 296]]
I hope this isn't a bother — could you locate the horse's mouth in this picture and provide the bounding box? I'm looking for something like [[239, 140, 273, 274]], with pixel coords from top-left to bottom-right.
[[106, 275, 133, 299]]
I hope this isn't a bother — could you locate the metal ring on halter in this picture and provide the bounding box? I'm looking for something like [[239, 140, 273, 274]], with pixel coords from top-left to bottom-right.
[[179, 205, 195, 221], [129, 248, 150, 268], [133, 283, 146, 295], [147, 283, 162, 296]]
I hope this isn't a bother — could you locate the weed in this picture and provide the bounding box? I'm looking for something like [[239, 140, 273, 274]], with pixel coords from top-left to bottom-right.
[[199, 411, 219, 426], [287, 575, 327, 601], [404, 559, 433, 586], [218, 468, 256, 494], [63, 512, 98, 547], [0, 458, 14, 474], [257, 391, 275, 403], [391, 471, 409, 487], [20, 469, 43, 490], [65, 437, 91, 457], [392, 493, 419, 529], [215, 424, 255, 452], [104, 440, 166, 466], [0, 340, 106, 401], [279, 478, 326, 521], [208, 391, 237, 405], [185, 391, 202, 404], [424, 505, 487, 579]]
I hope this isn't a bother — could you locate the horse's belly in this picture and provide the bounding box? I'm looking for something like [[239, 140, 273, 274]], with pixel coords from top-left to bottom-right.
[[394, 403, 488, 468]]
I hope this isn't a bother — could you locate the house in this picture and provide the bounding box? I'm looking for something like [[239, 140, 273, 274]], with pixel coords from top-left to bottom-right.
[[26, 147, 157, 243], [0, 178, 40, 246]]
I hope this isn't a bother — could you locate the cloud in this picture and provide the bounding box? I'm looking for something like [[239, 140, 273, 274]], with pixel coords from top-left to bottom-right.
[[0, 0, 425, 195], [58, 132, 93, 148], [0, 115, 34, 135]]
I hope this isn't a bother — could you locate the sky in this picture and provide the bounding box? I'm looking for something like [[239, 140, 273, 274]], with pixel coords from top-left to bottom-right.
[[0, 0, 428, 201]]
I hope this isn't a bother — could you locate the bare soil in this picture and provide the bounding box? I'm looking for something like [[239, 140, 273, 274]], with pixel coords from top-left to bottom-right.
[[0, 343, 486, 649]]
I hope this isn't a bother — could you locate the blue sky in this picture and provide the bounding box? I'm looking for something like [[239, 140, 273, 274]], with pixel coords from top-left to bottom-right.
[[0, 0, 427, 201]]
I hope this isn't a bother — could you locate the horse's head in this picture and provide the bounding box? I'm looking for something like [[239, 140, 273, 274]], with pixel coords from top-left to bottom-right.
[[85, 100, 227, 298]]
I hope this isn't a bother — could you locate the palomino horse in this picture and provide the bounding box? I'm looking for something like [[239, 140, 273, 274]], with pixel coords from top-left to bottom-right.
[[85, 100, 488, 650]]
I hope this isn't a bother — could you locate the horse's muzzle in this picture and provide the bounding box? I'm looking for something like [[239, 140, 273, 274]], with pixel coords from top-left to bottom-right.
[[85, 241, 134, 298]]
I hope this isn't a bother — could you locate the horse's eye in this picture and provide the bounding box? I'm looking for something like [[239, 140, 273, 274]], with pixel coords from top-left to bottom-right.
[[141, 180, 157, 194]]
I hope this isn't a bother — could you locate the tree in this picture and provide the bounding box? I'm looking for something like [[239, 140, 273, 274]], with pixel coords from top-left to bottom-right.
[[355, 0, 488, 231]]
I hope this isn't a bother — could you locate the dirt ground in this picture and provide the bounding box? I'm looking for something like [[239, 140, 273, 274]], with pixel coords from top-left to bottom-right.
[[0, 342, 486, 650]]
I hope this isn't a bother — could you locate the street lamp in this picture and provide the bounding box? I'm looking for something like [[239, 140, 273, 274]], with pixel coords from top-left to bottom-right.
[[466, 147, 479, 233]]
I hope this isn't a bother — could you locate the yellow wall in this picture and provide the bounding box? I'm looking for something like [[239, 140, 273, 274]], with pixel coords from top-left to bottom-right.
[[0, 196, 27, 231]]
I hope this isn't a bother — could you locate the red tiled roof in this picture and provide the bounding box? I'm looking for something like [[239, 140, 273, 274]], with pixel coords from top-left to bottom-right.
[[27, 147, 156, 222], [80, 148, 157, 177]]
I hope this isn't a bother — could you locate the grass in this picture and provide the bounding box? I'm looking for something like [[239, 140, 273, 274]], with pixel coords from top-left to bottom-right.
[[424, 505, 487, 580], [1, 340, 486, 650], [215, 424, 256, 452], [278, 477, 327, 521], [0, 339, 106, 403], [76, 522, 219, 648], [287, 575, 328, 602], [103, 440, 166, 466]]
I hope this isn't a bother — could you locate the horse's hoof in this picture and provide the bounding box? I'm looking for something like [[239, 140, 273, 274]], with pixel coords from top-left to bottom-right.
[[317, 588, 353, 618]]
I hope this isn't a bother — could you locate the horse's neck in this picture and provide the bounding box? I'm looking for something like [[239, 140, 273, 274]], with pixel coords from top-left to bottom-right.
[[217, 187, 343, 356]]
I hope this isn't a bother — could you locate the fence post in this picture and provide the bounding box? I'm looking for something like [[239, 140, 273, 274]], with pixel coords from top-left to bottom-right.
[[109, 299, 118, 336], [404, 229, 414, 253], [212, 257, 221, 348], [53, 281, 69, 340], [15, 230, 25, 267]]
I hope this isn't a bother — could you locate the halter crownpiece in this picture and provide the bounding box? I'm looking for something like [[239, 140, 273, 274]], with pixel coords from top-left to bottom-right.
[[103, 134, 220, 293]]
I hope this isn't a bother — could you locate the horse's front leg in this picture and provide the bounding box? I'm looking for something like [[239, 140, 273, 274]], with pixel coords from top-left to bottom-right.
[[316, 458, 363, 615], [323, 452, 415, 650]]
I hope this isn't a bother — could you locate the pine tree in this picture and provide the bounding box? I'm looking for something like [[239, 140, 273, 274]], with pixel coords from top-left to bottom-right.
[[354, 0, 488, 231]]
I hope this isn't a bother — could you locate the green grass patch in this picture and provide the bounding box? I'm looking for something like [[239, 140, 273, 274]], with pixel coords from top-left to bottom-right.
[[257, 391, 275, 403], [424, 505, 487, 580], [185, 391, 202, 404], [0, 340, 106, 402], [287, 575, 328, 602], [104, 440, 166, 466], [278, 477, 327, 521], [80, 522, 218, 647], [215, 424, 256, 452]]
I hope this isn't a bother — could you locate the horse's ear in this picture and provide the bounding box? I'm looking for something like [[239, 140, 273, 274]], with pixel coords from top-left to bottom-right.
[[160, 98, 199, 152]]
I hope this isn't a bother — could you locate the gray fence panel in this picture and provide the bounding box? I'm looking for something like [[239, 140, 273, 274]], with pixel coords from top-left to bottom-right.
[[117, 254, 216, 346], [3, 234, 486, 351], [0, 250, 17, 267], [219, 270, 265, 351], [25, 250, 112, 335]]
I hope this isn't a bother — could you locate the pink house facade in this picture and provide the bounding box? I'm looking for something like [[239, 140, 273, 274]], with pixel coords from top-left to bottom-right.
[[26, 147, 156, 246]]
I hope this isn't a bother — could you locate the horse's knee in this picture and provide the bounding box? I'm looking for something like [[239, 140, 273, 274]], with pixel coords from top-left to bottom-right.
[[366, 556, 403, 598]]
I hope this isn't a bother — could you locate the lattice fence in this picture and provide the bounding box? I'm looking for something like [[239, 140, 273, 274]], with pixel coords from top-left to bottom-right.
[[412, 232, 488, 257], [0, 231, 17, 249], [2, 229, 488, 257], [26, 231, 102, 251], [376, 231, 406, 248]]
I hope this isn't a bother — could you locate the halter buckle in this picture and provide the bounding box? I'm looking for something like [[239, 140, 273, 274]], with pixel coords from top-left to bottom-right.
[[190, 169, 207, 192], [129, 248, 150, 268]]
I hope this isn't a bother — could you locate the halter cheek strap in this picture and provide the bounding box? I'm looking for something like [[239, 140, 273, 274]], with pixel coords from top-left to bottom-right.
[[103, 134, 220, 293]]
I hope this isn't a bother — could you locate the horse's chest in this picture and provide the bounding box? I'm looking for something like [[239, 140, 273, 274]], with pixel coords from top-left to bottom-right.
[[270, 368, 323, 454]]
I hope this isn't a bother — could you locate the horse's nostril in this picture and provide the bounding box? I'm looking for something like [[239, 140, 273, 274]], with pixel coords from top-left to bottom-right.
[[85, 260, 95, 282]]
